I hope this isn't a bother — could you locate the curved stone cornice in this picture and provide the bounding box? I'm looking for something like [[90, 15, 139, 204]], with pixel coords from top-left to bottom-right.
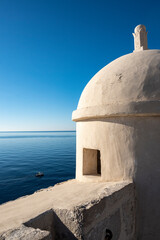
[[72, 101, 160, 121]]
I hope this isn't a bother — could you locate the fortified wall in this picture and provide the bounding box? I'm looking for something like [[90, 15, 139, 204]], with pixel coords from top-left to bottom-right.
[[0, 25, 160, 240]]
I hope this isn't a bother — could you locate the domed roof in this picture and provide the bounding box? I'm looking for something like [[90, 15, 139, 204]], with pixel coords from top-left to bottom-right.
[[72, 27, 160, 121]]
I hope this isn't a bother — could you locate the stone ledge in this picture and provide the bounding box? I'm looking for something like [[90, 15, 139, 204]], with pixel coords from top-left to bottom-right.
[[72, 101, 160, 121], [0, 180, 135, 240]]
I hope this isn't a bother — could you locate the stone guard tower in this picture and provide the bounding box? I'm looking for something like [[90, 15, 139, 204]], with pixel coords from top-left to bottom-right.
[[72, 24, 160, 239]]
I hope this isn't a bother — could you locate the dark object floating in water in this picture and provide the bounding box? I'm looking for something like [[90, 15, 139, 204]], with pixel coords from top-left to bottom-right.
[[35, 172, 44, 177]]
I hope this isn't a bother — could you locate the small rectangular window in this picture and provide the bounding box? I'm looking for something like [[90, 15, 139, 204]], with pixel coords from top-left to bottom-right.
[[83, 148, 101, 175]]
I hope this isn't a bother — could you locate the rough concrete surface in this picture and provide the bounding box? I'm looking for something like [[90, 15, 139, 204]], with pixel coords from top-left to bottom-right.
[[0, 225, 51, 240], [0, 180, 135, 240]]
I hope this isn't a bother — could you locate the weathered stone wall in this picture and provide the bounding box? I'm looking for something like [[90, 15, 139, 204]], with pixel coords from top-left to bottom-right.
[[26, 182, 136, 240], [76, 116, 160, 239], [0, 181, 135, 240], [25, 182, 136, 240]]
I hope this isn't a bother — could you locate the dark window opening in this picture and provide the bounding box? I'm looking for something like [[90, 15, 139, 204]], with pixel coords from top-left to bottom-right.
[[83, 148, 101, 175]]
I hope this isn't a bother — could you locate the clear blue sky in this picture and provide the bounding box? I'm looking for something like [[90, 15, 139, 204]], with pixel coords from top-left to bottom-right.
[[0, 0, 159, 131]]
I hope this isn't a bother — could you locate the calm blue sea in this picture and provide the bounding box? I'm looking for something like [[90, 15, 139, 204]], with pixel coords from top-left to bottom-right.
[[0, 131, 76, 205]]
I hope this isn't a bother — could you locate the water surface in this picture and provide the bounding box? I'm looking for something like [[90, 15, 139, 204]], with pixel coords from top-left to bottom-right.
[[0, 131, 76, 204]]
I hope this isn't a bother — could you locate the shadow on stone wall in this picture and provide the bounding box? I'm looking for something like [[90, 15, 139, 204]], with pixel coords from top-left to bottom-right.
[[24, 209, 77, 240]]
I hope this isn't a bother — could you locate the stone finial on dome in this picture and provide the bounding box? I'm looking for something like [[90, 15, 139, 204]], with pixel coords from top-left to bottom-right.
[[133, 24, 148, 52]]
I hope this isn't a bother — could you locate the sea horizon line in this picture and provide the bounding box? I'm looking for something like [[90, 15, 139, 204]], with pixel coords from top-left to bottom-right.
[[0, 130, 76, 132]]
